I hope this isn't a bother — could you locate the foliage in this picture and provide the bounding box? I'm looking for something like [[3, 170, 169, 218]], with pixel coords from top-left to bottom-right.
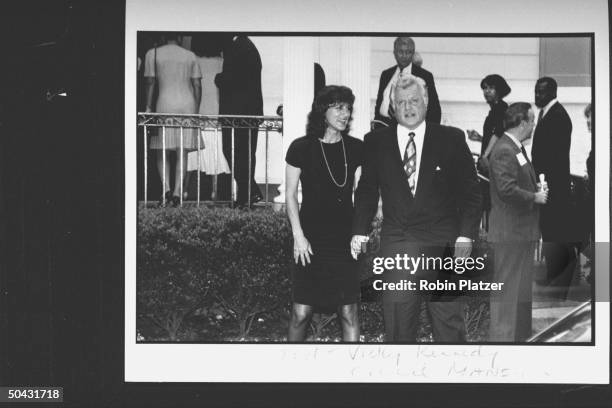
[[137, 206, 293, 339], [137, 208, 490, 342]]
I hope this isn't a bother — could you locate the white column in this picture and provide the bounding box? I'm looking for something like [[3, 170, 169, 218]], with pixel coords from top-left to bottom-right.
[[274, 37, 315, 203], [340, 37, 371, 140]]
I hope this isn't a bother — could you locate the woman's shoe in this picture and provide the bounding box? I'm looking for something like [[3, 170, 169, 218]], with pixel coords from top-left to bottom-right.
[[159, 191, 172, 207]]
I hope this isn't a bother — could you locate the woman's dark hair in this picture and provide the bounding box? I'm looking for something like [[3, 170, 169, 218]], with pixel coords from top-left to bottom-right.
[[305, 85, 355, 139], [480, 74, 511, 99]]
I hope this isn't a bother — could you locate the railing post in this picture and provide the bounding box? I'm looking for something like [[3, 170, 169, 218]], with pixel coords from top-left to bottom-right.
[[180, 126, 184, 206], [265, 128, 269, 204], [197, 128, 201, 206], [248, 127, 252, 207], [231, 126, 235, 207], [162, 126, 166, 206], [144, 125, 148, 206]]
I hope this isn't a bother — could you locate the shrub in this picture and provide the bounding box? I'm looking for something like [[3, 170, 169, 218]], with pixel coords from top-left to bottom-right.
[[137, 206, 293, 339]]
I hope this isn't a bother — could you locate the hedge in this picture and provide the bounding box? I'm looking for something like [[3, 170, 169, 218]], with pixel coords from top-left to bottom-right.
[[137, 206, 490, 341]]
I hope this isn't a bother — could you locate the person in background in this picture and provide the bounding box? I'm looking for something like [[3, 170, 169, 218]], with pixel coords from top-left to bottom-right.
[[186, 34, 230, 200], [285, 86, 363, 342], [215, 34, 263, 207], [373, 37, 441, 129], [531, 77, 575, 289], [583, 103, 594, 282], [467, 74, 512, 229], [488, 102, 547, 341], [144, 33, 202, 206]]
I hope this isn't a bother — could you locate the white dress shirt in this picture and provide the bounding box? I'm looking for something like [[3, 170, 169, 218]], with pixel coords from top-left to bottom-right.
[[397, 120, 425, 195], [380, 64, 412, 117], [539, 97, 558, 122]]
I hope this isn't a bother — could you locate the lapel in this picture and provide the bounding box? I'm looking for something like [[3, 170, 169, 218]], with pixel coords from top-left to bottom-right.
[[414, 123, 436, 204]]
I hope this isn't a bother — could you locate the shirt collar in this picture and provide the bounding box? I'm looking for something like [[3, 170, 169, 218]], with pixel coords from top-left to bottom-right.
[[541, 98, 558, 118], [398, 120, 426, 139], [504, 132, 523, 149], [396, 63, 412, 77]]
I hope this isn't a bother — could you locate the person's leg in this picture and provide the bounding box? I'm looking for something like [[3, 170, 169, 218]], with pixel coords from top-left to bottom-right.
[[337, 303, 360, 342], [382, 297, 420, 342], [172, 149, 188, 199], [156, 149, 171, 195], [219, 128, 233, 201], [288, 303, 314, 342], [248, 127, 262, 201], [515, 242, 536, 341], [233, 127, 249, 204], [427, 298, 466, 342]]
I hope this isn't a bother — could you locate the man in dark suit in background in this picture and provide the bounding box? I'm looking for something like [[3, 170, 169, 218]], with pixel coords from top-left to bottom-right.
[[373, 37, 441, 128], [530, 77, 575, 289], [351, 75, 481, 342], [488, 102, 547, 341], [215, 34, 263, 206]]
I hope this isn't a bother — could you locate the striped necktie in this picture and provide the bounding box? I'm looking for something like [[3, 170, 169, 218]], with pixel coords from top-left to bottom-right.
[[403, 132, 417, 194]]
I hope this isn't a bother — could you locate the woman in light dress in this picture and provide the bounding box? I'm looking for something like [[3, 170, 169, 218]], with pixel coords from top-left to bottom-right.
[[144, 33, 202, 206], [187, 34, 230, 198]]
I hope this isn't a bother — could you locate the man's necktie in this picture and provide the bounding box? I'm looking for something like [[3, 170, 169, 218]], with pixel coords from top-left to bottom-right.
[[537, 109, 544, 124], [403, 132, 417, 194]]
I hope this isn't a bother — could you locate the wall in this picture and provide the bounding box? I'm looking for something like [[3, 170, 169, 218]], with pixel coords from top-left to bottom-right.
[[232, 36, 591, 184]]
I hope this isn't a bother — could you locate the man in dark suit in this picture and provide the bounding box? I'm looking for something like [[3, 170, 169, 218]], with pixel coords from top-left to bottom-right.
[[351, 75, 481, 342], [373, 37, 441, 128], [530, 77, 575, 288], [488, 102, 548, 341], [215, 34, 263, 206]]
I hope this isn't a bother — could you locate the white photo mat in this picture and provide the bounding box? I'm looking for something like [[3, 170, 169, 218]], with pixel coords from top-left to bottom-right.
[[125, 0, 610, 383]]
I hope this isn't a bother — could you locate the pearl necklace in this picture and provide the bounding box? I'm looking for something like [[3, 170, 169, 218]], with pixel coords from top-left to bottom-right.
[[319, 137, 347, 188]]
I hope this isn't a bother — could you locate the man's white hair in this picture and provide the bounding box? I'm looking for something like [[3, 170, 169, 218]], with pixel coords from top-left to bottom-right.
[[393, 74, 428, 105]]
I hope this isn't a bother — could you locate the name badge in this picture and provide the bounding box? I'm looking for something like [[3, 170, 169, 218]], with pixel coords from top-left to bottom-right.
[[516, 152, 527, 166]]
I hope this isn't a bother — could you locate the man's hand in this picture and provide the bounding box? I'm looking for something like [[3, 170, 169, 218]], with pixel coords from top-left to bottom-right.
[[453, 236, 473, 258], [534, 190, 548, 204], [350, 235, 369, 260]]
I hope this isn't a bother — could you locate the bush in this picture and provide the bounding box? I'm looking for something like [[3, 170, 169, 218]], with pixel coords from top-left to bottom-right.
[[137, 207, 490, 342], [137, 206, 293, 339]]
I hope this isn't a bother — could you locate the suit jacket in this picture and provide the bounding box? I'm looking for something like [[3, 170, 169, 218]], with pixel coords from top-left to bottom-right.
[[373, 65, 442, 126], [530, 101, 572, 240], [215, 36, 263, 115], [488, 134, 540, 243], [353, 123, 481, 244]]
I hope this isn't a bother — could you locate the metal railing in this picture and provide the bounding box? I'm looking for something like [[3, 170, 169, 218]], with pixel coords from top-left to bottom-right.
[[138, 113, 283, 207]]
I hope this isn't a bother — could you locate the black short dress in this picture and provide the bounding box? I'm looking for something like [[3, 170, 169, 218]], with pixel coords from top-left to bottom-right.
[[285, 134, 364, 312]]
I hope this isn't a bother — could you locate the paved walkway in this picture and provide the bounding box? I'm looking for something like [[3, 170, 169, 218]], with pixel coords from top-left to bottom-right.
[[531, 254, 592, 335]]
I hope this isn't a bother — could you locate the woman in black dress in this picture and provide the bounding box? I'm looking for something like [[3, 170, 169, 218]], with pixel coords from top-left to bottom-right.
[[285, 86, 363, 342], [467, 74, 511, 228]]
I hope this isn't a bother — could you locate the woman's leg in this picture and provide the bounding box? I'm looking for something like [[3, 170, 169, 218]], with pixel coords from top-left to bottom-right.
[[172, 149, 188, 198], [156, 149, 171, 194], [338, 303, 360, 342], [288, 303, 314, 342]]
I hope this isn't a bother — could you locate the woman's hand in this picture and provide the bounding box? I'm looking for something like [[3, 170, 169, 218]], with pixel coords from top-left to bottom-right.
[[293, 234, 314, 266]]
